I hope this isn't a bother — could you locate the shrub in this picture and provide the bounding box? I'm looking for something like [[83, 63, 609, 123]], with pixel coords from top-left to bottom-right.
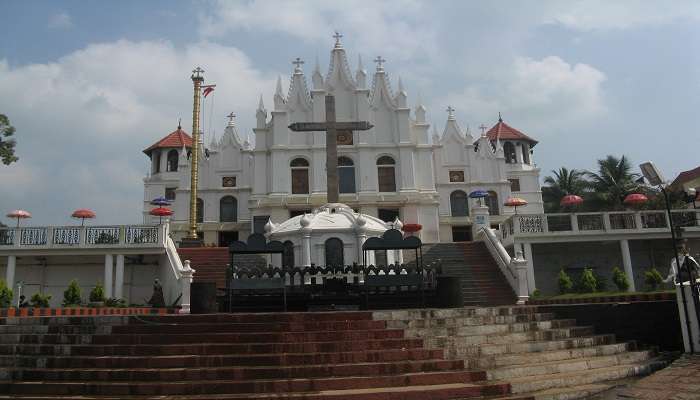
[[89, 282, 106, 303], [105, 298, 127, 308], [531, 289, 541, 298], [558, 269, 574, 294], [579, 268, 598, 293], [644, 268, 663, 291], [62, 279, 82, 307], [594, 271, 608, 292], [0, 280, 13, 308], [612, 267, 630, 291], [30, 293, 51, 308]]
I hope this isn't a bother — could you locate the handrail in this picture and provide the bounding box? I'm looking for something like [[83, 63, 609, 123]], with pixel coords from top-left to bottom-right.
[[479, 227, 529, 304]]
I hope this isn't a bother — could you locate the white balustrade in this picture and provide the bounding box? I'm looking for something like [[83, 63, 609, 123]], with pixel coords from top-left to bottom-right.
[[0, 224, 167, 250]]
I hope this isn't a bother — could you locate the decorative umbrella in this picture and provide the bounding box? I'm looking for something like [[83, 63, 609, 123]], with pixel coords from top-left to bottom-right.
[[469, 190, 489, 206], [560, 194, 584, 207], [71, 209, 96, 226], [150, 196, 172, 207], [402, 223, 422, 237], [623, 193, 648, 206], [6, 210, 31, 228], [504, 197, 528, 214], [149, 207, 173, 224]]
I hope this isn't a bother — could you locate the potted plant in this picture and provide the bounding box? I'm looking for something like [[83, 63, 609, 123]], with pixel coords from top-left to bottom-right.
[[30, 293, 52, 308], [62, 279, 82, 307], [0, 279, 12, 308], [89, 282, 106, 307]]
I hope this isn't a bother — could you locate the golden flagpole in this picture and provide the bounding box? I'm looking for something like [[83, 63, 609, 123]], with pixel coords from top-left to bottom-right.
[[187, 67, 204, 240]]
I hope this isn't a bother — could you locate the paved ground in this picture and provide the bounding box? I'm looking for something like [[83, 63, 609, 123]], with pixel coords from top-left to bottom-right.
[[612, 354, 700, 399]]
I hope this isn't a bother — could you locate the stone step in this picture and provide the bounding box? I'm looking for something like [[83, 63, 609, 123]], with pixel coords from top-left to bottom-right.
[[401, 320, 577, 339], [423, 326, 595, 348], [384, 312, 557, 329], [0, 382, 526, 400], [487, 350, 654, 381], [108, 320, 388, 334], [505, 356, 670, 394], [2, 329, 405, 345], [525, 383, 614, 400], [372, 306, 540, 321], [1, 338, 426, 357], [0, 372, 507, 396], [4, 348, 446, 369], [473, 334, 617, 357], [12, 359, 468, 381]]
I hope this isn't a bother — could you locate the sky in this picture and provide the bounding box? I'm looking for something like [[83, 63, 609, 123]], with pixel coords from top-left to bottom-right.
[[1, 0, 699, 225]]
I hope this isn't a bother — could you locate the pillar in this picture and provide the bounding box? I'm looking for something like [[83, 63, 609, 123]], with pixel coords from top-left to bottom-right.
[[521, 242, 536, 293], [104, 254, 114, 299], [471, 204, 490, 240], [356, 233, 367, 265], [114, 254, 125, 300], [619, 239, 636, 291], [6, 255, 16, 300], [179, 260, 195, 314], [301, 232, 312, 267]]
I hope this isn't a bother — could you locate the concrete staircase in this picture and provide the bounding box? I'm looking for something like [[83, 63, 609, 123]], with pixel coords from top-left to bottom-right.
[[375, 306, 671, 400], [420, 242, 517, 306], [179, 247, 266, 289], [0, 306, 669, 400]]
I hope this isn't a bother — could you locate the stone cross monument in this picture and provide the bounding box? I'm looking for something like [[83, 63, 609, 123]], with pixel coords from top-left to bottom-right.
[[289, 95, 373, 203]]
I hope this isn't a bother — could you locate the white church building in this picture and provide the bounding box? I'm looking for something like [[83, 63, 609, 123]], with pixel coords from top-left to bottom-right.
[[142, 36, 544, 247]]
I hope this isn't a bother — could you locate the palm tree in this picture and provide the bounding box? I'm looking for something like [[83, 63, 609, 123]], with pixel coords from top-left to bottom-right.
[[587, 155, 641, 210], [542, 167, 590, 212]]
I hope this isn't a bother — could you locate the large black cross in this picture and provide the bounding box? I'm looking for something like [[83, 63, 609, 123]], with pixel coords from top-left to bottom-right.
[[288, 95, 373, 203]]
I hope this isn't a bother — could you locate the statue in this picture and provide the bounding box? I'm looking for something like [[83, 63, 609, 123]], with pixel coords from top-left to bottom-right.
[[147, 278, 166, 308]]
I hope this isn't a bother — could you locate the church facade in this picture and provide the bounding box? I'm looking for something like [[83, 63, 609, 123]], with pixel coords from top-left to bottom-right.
[[142, 37, 544, 246]]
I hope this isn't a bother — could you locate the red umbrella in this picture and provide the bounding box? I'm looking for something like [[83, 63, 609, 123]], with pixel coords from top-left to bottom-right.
[[6, 210, 31, 228], [504, 197, 528, 214], [402, 223, 422, 232], [149, 207, 173, 224], [560, 194, 584, 207], [71, 209, 96, 226], [623, 193, 648, 206]]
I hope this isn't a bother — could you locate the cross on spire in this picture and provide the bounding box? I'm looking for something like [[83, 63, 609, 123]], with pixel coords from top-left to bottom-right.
[[226, 112, 236, 125], [373, 56, 386, 71], [333, 31, 343, 47], [191, 67, 204, 80], [478, 124, 488, 136], [446, 106, 455, 120], [292, 57, 304, 72]]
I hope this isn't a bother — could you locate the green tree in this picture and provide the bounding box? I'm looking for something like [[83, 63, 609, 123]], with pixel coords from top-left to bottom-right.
[[587, 155, 641, 210], [0, 114, 18, 165], [542, 168, 590, 212]]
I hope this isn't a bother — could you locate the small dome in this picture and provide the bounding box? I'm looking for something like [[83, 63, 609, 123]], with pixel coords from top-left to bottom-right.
[[356, 213, 367, 227], [270, 203, 388, 235], [393, 217, 403, 230], [300, 213, 312, 227], [264, 218, 275, 233]]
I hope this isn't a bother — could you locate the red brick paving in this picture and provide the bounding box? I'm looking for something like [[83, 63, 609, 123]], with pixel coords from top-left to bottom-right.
[[618, 354, 700, 399]]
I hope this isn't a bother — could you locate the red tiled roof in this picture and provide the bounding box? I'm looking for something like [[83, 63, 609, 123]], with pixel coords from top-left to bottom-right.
[[671, 166, 700, 187], [143, 128, 193, 155], [486, 119, 538, 146]]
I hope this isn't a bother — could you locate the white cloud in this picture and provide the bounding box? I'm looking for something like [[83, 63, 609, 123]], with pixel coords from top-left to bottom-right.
[[48, 12, 73, 29], [438, 56, 606, 133], [199, 0, 437, 61], [0, 40, 277, 224]]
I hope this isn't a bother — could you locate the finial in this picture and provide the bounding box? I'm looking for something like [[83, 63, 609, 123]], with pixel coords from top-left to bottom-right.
[[257, 94, 265, 111], [498, 112, 503, 122], [226, 112, 236, 126], [275, 76, 283, 96], [374, 56, 386, 71], [357, 54, 365, 71], [478, 124, 488, 136], [292, 57, 304, 73], [314, 55, 321, 72], [191, 66, 204, 80], [177, 117, 181, 130], [398, 76, 405, 93], [446, 105, 455, 120], [333, 31, 343, 48]]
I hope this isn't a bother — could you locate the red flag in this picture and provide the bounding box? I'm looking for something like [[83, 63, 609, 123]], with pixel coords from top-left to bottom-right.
[[203, 86, 215, 97]]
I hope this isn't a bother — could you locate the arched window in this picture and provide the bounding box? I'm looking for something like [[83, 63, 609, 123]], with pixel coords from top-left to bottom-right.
[[377, 156, 396, 192], [153, 151, 161, 174], [487, 191, 499, 215], [522, 143, 530, 164], [450, 190, 468, 217], [219, 196, 237, 222], [196, 198, 204, 223], [283, 240, 295, 268], [290, 158, 310, 194], [324, 238, 344, 267], [166, 150, 179, 172], [338, 156, 356, 194], [503, 142, 516, 164]]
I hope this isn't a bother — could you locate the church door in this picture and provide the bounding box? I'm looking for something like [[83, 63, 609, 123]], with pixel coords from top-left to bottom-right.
[[324, 238, 344, 267]]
